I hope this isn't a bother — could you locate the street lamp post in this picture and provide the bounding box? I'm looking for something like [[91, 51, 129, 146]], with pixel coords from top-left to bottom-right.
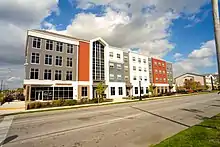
[[212, 0, 220, 91], [139, 80, 142, 101]]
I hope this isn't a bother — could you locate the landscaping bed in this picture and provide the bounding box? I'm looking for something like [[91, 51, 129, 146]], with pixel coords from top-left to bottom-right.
[[153, 113, 220, 147], [27, 98, 113, 110]]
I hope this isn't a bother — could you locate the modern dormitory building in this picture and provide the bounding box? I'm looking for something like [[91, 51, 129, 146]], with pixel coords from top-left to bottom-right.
[[23, 30, 174, 101]]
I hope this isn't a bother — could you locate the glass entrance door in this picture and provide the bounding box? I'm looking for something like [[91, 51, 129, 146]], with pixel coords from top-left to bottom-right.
[[35, 91, 43, 101]]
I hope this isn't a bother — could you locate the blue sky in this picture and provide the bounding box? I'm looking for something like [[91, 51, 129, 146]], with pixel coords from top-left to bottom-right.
[[0, 0, 218, 88]]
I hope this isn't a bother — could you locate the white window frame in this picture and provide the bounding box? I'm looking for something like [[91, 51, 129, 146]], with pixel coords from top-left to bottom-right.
[[55, 56, 62, 66], [139, 67, 142, 71], [110, 63, 114, 68], [110, 74, 115, 80], [66, 71, 73, 81], [67, 57, 73, 67], [117, 64, 122, 69], [30, 68, 39, 79], [44, 54, 53, 66], [109, 52, 113, 58], [133, 66, 136, 71], [45, 40, 53, 51], [31, 53, 40, 64], [117, 74, 122, 80], [67, 44, 74, 54], [32, 37, 41, 49], [56, 42, 63, 52], [55, 70, 62, 81], [44, 69, 52, 80], [133, 76, 137, 80], [117, 53, 121, 59], [133, 57, 136, 62]]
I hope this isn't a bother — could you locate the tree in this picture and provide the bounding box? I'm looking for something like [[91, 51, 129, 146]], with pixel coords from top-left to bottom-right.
[[149, 84, 155, 96], [95, 82, 106, 103]]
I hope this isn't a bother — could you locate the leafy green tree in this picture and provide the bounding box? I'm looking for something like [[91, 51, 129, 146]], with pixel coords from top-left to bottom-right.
[[95, 82, 106, 103], [149, 84, 154, 96]]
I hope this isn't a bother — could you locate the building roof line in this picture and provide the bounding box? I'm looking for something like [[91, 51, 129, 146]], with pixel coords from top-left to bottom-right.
[[174, 73, 205, 79]]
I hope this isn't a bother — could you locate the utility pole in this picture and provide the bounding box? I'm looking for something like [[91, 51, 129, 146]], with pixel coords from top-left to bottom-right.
[[212, 0, 220, 90], [139, 80, 142, 101], [0, 80, 3, 91]]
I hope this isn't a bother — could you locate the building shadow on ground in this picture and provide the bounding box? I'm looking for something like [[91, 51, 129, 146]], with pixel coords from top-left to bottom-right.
[[0, 135, 18, 146], [210, 104, 220, 107], [180, 108, 204, 113]]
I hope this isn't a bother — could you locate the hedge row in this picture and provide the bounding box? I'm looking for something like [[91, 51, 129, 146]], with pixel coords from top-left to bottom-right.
[[27, 98, 113, 110]]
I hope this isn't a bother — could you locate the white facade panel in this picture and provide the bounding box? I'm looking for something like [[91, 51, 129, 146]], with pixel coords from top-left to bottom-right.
[[108, 47, 124, 64], [107, 82, 126, 99]]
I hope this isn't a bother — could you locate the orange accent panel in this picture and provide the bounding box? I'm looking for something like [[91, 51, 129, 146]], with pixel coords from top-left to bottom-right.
[[78, 41, 90, 81], [152, 58, 168, 84]]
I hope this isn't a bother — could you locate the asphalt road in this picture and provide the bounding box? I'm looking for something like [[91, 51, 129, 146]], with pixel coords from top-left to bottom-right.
[[1, 93, 220, 147]]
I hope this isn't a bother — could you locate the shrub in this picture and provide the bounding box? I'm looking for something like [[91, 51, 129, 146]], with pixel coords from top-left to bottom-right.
[[27, 102, 36, 109], [34, 102, 42, 109], [80, 98, 89, 104], [17, 94, 25, 101], [64, 99, 77, 106], [52, 100, 61, 107], [41, 102, 51, 108], [4, 95, 14, 102]]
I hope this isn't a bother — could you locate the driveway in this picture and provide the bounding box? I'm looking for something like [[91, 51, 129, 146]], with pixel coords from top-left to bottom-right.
[[1, 93, 220, 147]]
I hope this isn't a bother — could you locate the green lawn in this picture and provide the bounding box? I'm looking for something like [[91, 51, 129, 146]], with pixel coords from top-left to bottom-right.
[[153, 113, 220, 147]]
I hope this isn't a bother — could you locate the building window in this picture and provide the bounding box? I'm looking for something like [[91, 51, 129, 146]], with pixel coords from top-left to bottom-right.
[[144, 68, 147, 72], [66, 71, 72, 80], [45, 54, 52, 65], [55, 70, 62, 80], [119, 87, 123, 95], [109, 52, 113, 58], [146, 87, 149, 93], [124, 66, 128, 70], [159, 70, 162, 74], [32, 37, 41, 49], [46, 40, 53, 50], [124, 56, 128, 62], [30, 68, 39, 79], [139, 76, 142, 81], [156, 78, 158, 82], [125, 76, 129, 81], [154, 62, 157, 65], [117, 53, 121, 59], [110, 63, 114, 68], [135, 87, 138, 94], [133, 57, 136, 61], [139, 67, 142, 71], [158, 62, 161, 66], [162, 63, 165, 67], [54, 87, 73, 100], [164, 78, 166, 82], [141, 87, 144, 94], [133, 76, 137, 80], [160, 78, 162, 82], [117, 75, 122, 80], [44, 69, 52, 80], [155, 69, 158, 74], [110, 74, 114, 80], [31, 53, 40, 64], [67, 57, 72, 67], [82, 87, 88, 97], [55, 56, 62, 66], [133, 66, 136, 71], [117, 64, 122, 69], [144, 77, 147, 81], [111, 87, 115, 95], [56, 42, 63, 52], [67, 44, 74, 54], [143, 59, 146, 63], [138, 58, 141, 63]]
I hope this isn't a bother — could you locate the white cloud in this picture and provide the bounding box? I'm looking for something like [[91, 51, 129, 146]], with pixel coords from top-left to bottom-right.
[[174, 53, 183, 61], [0, 0, 58, 88], [173, 40, 216, 77]]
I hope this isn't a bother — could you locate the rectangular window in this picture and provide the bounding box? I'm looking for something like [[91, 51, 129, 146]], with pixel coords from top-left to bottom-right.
[[144, 77, 147, 81], [143, 59, 146, 63], [111, 87, 115, 95], [139, 67, 142, 71], [141, 87, 144, 94], [156, 78, 158, 82], [135, 87, 138, 94], [163, 70, 165, 74], [133, 57, 136, 61], [32, 37, 41, 49], [154, 62, 157, 65], [31, 53, 40, 64], [45, 54, 52, 65], [55, 56, 62, 66], [164, 78, 166, 82], [139, 76, 142, 81], [117, 64, 122, 69], [159, 70, 162, 74], [56, 42, 63, 52], [109, 52, 113, 58], [55, 70, 62, 80], [146, 87, 149, 93], [66, 71, 72, 80], [44, 69, 52, 80], [133, 76, 137, 80], [160, 78, 162, 82], [162, 63, 165, 67], [158, 62, 161, 66], [144, 68, 147, 72], [110, 63, 114, 68], [67, 57, 72, 67], [155, 69, 158, 74], [124, 65, 128, 69], [117, 75, 122, 80], [67, 44, 73, 54], [125, 76, 129, 81], [124, 56, 128, 62], [46, 40, 53, 50], [133, 66, 136, 71], [138, 58, 141, 63], [110, 74, 114, 80], [117, 53, 121, 59], [30, 68, 39, 79], [82, 87, 88, 96], [118, 87, 123, 95]]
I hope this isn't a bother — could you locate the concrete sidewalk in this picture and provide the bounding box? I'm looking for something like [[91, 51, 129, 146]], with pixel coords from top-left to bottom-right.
[[0, 101, 25, 115]]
